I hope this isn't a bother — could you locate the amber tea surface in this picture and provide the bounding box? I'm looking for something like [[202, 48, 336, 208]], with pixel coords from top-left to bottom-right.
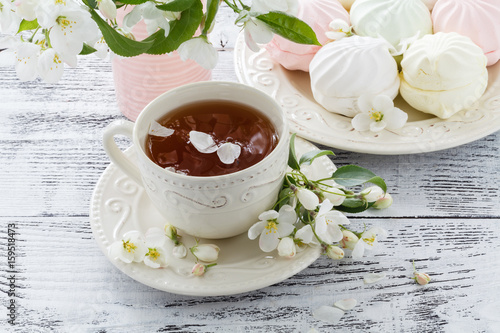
[[145, 100, 279, 176]]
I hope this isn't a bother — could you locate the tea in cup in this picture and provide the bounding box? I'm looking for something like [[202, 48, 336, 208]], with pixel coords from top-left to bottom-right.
[[103, 81, 289, 239]]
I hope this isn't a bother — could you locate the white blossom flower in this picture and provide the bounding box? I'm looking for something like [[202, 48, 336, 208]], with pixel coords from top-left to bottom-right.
[[172, 244, 187, 259], [352, 95, 408, 133], [177, 36, 218, 70], [236, 10, 273, 52], [149, 120, 174, 137], [325, 19, 351, 41], [296, 188, 319, 210], [322, 187, 346, 206], [361, 186, 385, 203], [248, 205, 297, 252], [143, 227, 169, 268], [326, 245, 344, 259], [352, 227, 387, 259], [37, 48, 65, 83], [191, 243, 220, 263], [294, 224, 319, 251], [0, 0, 21, 33], [277, 236, 296, 258], [108, 230, 148, 264], [98, 0, 117, 21], [93, 37, 109, 59], [314, 199, 350, 244], [339, 230, 359, 250], [15, 0, 37, 21], [251, 0, 299, 15], [14, 42, 41, 82]]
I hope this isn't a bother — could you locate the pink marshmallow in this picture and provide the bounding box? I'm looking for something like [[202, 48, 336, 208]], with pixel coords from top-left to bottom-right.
[[432, 0, 500, 66], [265, 0, 350, 72]]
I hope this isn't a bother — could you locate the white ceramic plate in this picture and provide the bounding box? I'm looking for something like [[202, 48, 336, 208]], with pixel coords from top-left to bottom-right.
[[234, 33, 500, 155], [90, 138, 330, 296]]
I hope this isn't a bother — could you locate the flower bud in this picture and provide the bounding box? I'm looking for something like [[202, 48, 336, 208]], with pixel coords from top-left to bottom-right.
[[277, 237, 296, 258], [414, 272, 431, 285], [361, 186, 385, 203], [339, 230, 359, 250], [192, 263, 206, 276], [192, 244, 220, 262], [98, 0, 117, 20], [164, 224, 177, 240], [373, 193, 393, 209], [172, 244, 187, 259], [296, 188, 319, 210], [323, 187, 346, 206], [326, 245, 344, 260]]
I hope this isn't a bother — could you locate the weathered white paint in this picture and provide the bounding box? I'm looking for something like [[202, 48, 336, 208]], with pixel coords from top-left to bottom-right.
[[1, 5, 500, 332]]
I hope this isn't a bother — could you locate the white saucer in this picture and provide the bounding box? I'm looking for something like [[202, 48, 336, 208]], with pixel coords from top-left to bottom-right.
[[234, 33, 500, 155], [90, 138, 332, 296]]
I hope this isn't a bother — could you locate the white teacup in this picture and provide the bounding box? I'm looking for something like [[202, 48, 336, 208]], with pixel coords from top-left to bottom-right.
[[103, 81, 289, 239]]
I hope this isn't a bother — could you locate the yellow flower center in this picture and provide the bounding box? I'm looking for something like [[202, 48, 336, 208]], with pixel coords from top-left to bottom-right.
[[147, 248, 160, 261], [53, 54, 62, 65], [265, 221, 278, 234], [55, 0, 66, 4], [363, 236, 376, 246], [370, 111, 384, 122], [56, 16, 75, 35], [122, 240, 137, 253]]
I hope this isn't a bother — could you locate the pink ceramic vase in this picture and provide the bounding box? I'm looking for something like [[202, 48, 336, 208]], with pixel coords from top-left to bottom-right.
[[112, 10, 212, 121]]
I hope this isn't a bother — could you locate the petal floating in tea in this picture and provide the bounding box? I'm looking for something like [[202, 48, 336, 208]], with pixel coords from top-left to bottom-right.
[[217, 142, 241, 164], [189, 131, 219, 153], [149, 120, 175, 137]]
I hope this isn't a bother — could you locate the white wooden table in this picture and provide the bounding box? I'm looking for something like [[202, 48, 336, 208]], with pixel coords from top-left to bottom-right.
[[1, 7, 500, 332]]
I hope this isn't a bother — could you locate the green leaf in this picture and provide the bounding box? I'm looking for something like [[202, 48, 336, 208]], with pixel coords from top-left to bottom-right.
[[86, 6, 154, 57], [287, 133, 300, 170], [17, 19, 39, 33], [119, 0, 149, 4], [335, 199, 374, 213], [299, 150, 335, 166], [256, 11, 320, 46], [145, 0, 203, 54], [85, 0, 97, 9], [156, 0, 196, 12], [202, 0, 220, 35], [79, 43, 97, 55], [331, 165, 387, 192]]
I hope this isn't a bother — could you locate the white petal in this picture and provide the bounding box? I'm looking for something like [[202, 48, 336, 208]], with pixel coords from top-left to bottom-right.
[[334, 298, 357, 311], [144, 227, 167, 248], [324, 210, 350, 226], [277, 237, 296, 258], [297, 189, 319, 210], [245, 18, 273, 44], [361, 186, 385, 202], [372, 95, 394, 112], [37, 49, 64, 83], [248, 221, 267, 240], [108, 241, 133, 263], [123, 6, 142, 30], [98, 0, 117, 20], [258, 210, 279, 221], [277, 205, 297, 225], [295, 225, 314, 244], [244, 25, 261, 52], [314, 217, 328, 239], [351, 114, 372, 132], [259, 226, 280, 252], [312, 306, 344, 324], [357, 94, 375, 113], [193, 244, 219, 262], [277, 222, 295, 238], [149, 120, 174, 137], [217, 142, 241, 164], [351, 240, 365, 259], [144, 255, 161, 269], [323, 188, 345, 206], [317, 199, 334, 216], [325, 31, 347, 41], [363, 226, 388, 240], [326, 225, 344, 243], [384, 107, 408, 130], [369, 120, 386, 132], [363, 272, 387, 284], [172, 244, 187, 259], [329, 19, 350, 32], [177, 37, 218, 70], [189, 131, 218, 153], [15, 42, 40, 81]]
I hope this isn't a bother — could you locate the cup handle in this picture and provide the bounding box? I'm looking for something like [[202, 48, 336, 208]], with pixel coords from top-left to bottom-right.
[[103, 120, 142, 185]]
